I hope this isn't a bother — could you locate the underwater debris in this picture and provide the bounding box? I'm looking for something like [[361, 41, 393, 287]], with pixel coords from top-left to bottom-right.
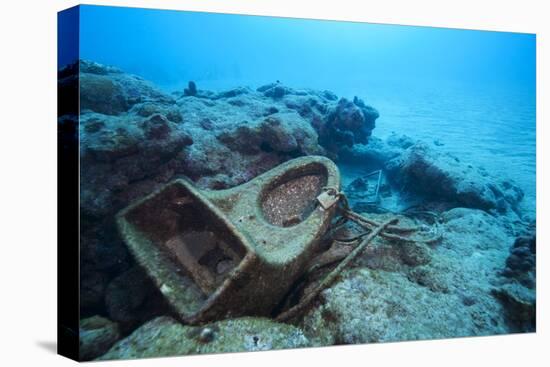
[[116, 155, 443, 325], [117, 156, 340, 324], [276, 217, 398, 322], [345, 169, 383, 204], [275, 187, 442, 321]]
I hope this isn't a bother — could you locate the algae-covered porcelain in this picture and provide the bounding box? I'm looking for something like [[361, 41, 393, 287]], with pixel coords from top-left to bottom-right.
[[116, 156, 340, 324]]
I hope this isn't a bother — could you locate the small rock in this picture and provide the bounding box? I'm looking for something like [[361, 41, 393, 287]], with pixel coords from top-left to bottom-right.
[[79, 316, 120, 361], [199, 327, 216, 343]]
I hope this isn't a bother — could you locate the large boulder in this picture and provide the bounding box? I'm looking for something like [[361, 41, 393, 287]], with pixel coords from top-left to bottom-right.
[[79, 60, 174, 115], [79, 110, 193, 219], [300, 268, 506, 345], [98, 316, 310, 360], [385, 142, 524, 213], [255, 83, 379, 156], [217, 112, 323, 156]]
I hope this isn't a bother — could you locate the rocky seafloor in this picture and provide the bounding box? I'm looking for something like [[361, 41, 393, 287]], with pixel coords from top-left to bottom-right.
[[60, 60, 536, 361]]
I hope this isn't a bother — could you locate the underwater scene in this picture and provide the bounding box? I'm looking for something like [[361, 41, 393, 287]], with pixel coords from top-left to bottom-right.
[[59, 5, 536, 361]]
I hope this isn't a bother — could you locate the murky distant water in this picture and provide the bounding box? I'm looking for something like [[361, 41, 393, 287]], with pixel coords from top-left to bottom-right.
[[361, 81, 536, 216], [74, 5, 536, 217]]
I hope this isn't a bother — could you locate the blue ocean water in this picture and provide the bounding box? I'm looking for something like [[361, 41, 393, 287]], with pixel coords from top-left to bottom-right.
[[75, 5, 536, 214]]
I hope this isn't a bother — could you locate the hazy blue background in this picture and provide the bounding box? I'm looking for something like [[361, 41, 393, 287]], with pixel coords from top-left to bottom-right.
[[72, 5, 536, 214], [76, 5, 535, 91]]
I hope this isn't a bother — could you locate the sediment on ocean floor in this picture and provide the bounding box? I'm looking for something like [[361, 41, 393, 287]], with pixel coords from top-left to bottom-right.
[[65, 60, 535, 360]]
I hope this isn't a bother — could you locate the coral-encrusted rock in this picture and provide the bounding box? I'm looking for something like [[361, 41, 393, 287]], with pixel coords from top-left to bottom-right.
[[492, 283, 535, 332], [502, 234, 536, 288], [255, 82, 378, 156], [492, 232, 536, 332], [319, 97, 379, 152], [79, 316, 120, 361], [79, 60, 175, 115], [300, 268, 506, 345], [259, 82, 297, 99], [217, 112, 323, 155], [131, 101, 183, 123], [406, 266, 450, 293], [79, 73, 129, 115], [214, 86, 252, 99], [180, 134, 283, 189], [81, 112, 192, 164], [338, 136, 403, 167], [79, 112, 193, 218], [98, 316, 310, 360], [440, 208, 512, 252], [385, 142, 524, 213], [300, 208, 515, 345]]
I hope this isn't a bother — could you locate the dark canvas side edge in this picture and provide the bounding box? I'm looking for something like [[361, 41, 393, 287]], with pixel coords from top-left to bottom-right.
[[57, 5, 80, 361]]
